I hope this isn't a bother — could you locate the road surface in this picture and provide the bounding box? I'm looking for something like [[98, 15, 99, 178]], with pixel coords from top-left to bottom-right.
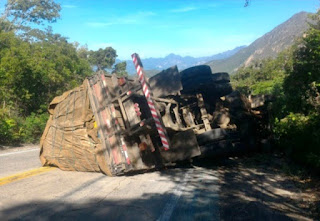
[[0, 147, 41, 177], [0, 146, 220, 220]]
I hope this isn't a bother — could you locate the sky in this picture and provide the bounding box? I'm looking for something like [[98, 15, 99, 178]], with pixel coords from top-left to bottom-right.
[[3, 0, 320, 60]]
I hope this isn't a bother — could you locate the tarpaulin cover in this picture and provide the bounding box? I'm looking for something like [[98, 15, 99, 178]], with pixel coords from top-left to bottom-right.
[[40, 79, 112, 175]]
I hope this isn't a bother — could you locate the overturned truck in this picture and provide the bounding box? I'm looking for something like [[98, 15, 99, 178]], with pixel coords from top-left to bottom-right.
[[40, 54, 256, 176]]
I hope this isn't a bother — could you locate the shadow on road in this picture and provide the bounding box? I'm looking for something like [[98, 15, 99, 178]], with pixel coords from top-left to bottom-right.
[[1, 166, 219, 221], [1, 195, 164, 220], [192, 154, 318, 221], [1, 154, 318, 221]]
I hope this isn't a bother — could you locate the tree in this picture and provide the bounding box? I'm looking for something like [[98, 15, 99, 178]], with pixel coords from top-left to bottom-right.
[[0, 18, 14, 32], [283, 12, 320, 114], [88, 47, 117, 71], [0, 1, 91, 143], [2, 0, 61, 29], [0, 29, 91, 115], [113, 61, 128, 77], [232, 48, 293, 96], [76, 43, 90, 60]]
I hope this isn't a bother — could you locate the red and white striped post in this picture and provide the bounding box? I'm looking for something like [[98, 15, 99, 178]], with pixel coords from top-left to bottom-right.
[[131, 53, 170, 151]]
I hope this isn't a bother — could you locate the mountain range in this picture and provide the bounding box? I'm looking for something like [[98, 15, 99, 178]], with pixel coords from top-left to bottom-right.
[[123, 46, 246, 75], [206, 11, 311, 74], [123, 11, 311, 76]]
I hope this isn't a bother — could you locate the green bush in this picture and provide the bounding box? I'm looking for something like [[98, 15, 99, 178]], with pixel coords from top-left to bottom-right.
[[0, 116, 22, 144], [0, 109, 49, 144], [274, 113, 320, 170], [0, 107, 25, 144], [21, 113, 49, 143]]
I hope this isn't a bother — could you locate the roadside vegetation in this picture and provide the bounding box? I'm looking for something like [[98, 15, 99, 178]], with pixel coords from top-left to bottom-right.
[[0, 0, 127, 145], [231, 12, 320, 171]]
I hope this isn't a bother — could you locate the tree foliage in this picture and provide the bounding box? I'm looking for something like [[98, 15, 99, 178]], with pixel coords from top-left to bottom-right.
[[283, 22, 320, 114], [113, 61, 128, 77], [0, 30, 91, 116], [232, 48, 294, 96], [3, 0, 61, 28], [0, 0, 122, 145], [0, 0, 94, 144], [88, 47, 117, 71], [232, 11, 320, 170]]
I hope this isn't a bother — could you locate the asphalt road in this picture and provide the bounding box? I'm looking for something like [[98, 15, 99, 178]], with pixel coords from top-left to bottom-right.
[[0, 147, 220, 220], [0, 147, 41, 177]]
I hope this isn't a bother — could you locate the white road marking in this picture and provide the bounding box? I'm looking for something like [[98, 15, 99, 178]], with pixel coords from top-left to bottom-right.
[[0, 148, 39, 157], [157, 169, 193, 221]]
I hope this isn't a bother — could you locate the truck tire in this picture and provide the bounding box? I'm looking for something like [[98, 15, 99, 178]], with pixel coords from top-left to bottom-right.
[[202, 83, 233, 97], [182, 74, 212, 87], [182, 82, 232, 97], [212, 72, 230, 83], [214, 83, 233, 96], [197, 128, 240, 146], [196, 128, 228, 146], [180, 65, 212, 82]]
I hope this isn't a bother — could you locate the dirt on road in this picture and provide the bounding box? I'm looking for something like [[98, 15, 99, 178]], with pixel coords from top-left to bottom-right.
[[210, 154, 320, 221]]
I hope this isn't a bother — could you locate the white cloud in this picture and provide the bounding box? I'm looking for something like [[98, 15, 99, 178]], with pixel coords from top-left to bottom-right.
[[170, 6, 198, 13], [169, 3, 219, 14], [86, 22, 114, 27], [116, 11, 156, 24], [207, 3, 219, 8], [156, 24, 185, 29], [62, 5, 77, 8], [85, 11, 156, 28], [136, 11, 156, 17]]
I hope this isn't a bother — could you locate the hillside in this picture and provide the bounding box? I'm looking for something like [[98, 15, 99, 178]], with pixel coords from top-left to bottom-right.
[[123, 46, 246, 74], [206, 11, 311, 74]]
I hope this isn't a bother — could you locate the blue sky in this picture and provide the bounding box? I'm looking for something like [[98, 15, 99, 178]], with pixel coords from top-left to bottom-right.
[[3, 0, 320, 59]]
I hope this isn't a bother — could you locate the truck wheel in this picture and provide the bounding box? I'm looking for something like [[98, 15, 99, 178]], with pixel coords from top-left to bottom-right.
[[202, 83, 233, 98], [196, 128, 228, 146], [212, 72, 230, 83], [180, 65, 212, 82], [182, 74, 213, 87]]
